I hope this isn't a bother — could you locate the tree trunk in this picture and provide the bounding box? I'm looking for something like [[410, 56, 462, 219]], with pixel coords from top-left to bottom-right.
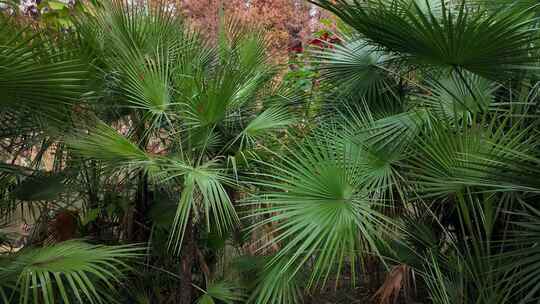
[[132, 172, 151, 242], [178, 218, 195, 304], [131, 120, 152, 243], [85, 161, 100, 239]]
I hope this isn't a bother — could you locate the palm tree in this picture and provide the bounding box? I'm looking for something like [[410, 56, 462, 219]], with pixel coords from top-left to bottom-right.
[[0, 6, 142, 304], [63, 0, 296, 302], [241, 0, 540, 302], [1, 0, 296, 302]]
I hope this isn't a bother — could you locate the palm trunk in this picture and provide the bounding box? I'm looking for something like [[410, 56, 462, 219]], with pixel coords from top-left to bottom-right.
[[84, 161, 100, 239], [131, 119, 152, 242], [132, 172, 151, 242], [178, 218, 195, 304]]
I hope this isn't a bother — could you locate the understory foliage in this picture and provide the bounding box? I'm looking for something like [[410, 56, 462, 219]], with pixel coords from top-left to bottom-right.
[[2, 0, 540, 303]]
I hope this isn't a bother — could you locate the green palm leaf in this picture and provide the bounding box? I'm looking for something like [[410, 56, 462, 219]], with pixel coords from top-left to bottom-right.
[[196, 281, 245, 304], [70, 123, 239, 254], [407, 118, 533, 198], [419, 71, 498, 122], [246, 138, 393, 290], [313, 37, 395, 103], [501, 205, 540, 302], [319, 104, 429, 205], [69, 121, 152, 170], [12, 173, 67, 201], [166, 160, 239, 254], [234, 107, 295, 149], [0, 240, 141, 304], [0, 14, 87, 125], [77, 0, 209, 135], [248, 259, 301, 304], [312, 0, 540, 79]]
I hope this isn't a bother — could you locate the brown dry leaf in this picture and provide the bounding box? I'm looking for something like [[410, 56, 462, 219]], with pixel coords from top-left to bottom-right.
[[373, 264, 413, 304]]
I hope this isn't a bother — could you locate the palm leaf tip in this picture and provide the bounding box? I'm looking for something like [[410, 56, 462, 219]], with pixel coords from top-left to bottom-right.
[[69, 121, 151, 169], [167, 163, 239, 255]]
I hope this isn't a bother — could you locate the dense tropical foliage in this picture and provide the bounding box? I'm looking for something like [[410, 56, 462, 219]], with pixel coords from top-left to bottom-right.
[[2, 0, 540, 303]]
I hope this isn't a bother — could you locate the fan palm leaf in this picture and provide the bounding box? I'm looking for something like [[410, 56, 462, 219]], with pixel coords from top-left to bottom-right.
[[196, 281, 245, 304], [0, 240, 141, 304], [407, 117, 533, 198], [319, 104, 429, 204], [312, 0, 540, 80], [70, 123, 239, 254], [0, 14, 87, 126], [419, 71, 498, 123], [248, 259, 302, 304], [233, 107, 295, 150], [245, 138, 393, 289], [165, 160, 239, 255], [501, 205, 540, 302], [313, 37, 395, 102], [69, 121, 152, 171]]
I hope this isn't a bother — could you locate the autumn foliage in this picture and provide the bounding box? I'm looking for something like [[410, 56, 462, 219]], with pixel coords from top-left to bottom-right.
[[178, 0, 322, 61]]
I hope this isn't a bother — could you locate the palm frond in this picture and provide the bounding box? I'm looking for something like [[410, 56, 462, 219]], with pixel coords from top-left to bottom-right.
[[407, 117, 534, 198], [418, 71, 498, 122], [179, 32, 273, 130], [501, 205, 540, 302], [235, 107, 295, 149], [0, 240, 141, 304], [83, 0, 192, 126], [313, 36, 396, 103], [248, 259, 302, 304], [165, 160, 239, 255], [197, 281, 245, 304], [11, 173, 67, 202], [312, 0, 540, 79], [245, 138, 393, 289], [69, 121, 152, 170], [316, 106, 424, 205], [0, 14, 87, 125]]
